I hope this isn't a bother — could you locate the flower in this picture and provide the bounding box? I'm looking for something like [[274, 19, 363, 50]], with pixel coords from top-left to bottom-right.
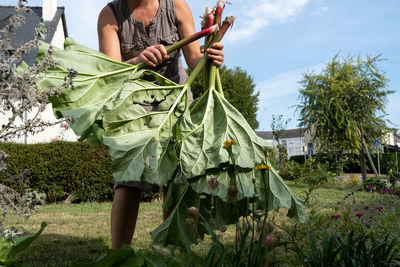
[[186, 206, 199, 217], [255, 164, 271, 171], [331, 214, 341, 219], [264, 233, 277, 249], [366, 185, 374, 192], [380, 188, 390, 194], [52, 137, 59, 142], [60, 122, 69, 130], [364, 206, 369, 210], [208, 178, 219, 190], [355, 213, 363, 218], [227, 184, 238, 199], [222, 140, 236, 150], [375, 206, 384, 211]]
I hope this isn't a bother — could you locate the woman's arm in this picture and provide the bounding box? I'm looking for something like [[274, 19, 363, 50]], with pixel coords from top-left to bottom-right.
[[97, 5, 169, 67], [97, 5, 122, 61], [174, 0, 224, 71]]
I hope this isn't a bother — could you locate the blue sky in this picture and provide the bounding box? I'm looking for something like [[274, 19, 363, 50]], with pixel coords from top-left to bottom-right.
[[5, 0, 400, 131]]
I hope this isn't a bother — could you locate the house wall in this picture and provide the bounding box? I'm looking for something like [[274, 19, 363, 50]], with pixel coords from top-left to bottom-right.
[[51, 19, 65, 49], [280, 137, 306, 157], [385, 132, 400, 146]]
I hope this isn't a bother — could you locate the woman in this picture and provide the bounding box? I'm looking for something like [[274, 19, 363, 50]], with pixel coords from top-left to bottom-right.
[[97, 0, 224, 249]]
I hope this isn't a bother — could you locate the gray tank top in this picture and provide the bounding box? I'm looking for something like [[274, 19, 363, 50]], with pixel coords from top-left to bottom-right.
[[108, 0, 189, 85]]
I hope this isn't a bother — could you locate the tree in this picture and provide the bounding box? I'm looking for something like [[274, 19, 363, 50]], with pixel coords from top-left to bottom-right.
[[188, 65, 260, 129], [297, 54, 394, 180], [271, 114, 290, 167]]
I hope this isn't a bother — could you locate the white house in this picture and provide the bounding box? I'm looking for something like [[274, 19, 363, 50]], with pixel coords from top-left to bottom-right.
[[0, 0, 78, 143], [384, 131, 400, 152], [257, 128, 313, 157]]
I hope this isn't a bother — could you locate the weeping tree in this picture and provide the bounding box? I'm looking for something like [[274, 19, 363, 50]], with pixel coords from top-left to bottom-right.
[[298, 54, 394, 180]]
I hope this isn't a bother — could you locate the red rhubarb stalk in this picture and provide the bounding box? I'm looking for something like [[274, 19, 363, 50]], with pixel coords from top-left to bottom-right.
[[202, 6, 215, 29], [206, 7, 215, 27], [166, 24, 219, 54], [214, 0, 226, 26], [214, 16, 235, 43]]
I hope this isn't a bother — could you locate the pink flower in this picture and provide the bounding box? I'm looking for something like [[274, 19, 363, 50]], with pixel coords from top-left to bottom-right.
[[60, 122, 69, 129], [331, 214, 341, 219], [375, 206, 384, 211], [52, 137, 59, 142], [355, 213, 363, 218]]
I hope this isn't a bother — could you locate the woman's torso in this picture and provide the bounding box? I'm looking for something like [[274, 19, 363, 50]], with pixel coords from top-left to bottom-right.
[[108, 0, 188, 85]]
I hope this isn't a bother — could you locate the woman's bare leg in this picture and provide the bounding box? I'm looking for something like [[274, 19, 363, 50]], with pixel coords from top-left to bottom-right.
[[111, 186, 142, 249]]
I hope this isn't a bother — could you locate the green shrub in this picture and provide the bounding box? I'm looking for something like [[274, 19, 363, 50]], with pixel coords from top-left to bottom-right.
[[279, 160, 303, 180], [0, 142, 114, 203], [362, 177, 386, 192], [289, 155, 306, 164], [292, 231, 400, 267]]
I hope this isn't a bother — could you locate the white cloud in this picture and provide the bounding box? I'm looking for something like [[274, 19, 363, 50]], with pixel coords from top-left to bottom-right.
[[255, 63, 324, 130], [257, 63, 323, 101], [226, 0, 309, 43], [311, 6, 329, 16]]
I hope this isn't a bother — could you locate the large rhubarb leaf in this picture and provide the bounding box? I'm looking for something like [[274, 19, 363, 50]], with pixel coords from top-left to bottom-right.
[[177, 89, 270, 179], [34, 39, 189, 185], [151, 183, 250, 248], [191, 165, 306, 222], [100, 72, 186, 185], [256, 166, 306, 223], [36, 38, 139, 137], [190, 166, 256, 202]]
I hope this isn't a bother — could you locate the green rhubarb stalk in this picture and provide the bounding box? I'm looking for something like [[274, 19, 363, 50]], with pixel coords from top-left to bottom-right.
[[209, 64, 217, 92], [155, 55, 208, 133], [216, 67, 223, 96], [202, 8, 214, 89], [206, 16, 235, 95]]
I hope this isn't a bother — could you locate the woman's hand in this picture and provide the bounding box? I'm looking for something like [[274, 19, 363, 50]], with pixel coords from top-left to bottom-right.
[[206, 42, 224, 66], [132, 45, 170, 67]]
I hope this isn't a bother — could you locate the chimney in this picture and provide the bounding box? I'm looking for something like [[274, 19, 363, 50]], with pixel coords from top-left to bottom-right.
[[42, 0, 57, 21]]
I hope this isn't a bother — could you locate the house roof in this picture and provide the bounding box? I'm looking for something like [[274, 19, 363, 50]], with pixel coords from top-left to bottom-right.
[[256, 128, 306, 140], [0, 5, 68, 65]]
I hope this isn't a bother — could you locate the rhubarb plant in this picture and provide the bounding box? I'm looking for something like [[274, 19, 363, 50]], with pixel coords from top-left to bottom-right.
[[29, 1, 306, 247]]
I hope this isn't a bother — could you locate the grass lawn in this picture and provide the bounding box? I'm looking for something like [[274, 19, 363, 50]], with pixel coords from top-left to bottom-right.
[[4, 181, 392, 266]]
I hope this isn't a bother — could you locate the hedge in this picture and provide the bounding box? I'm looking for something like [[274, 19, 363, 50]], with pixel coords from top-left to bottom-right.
[[0, 141, 114, 203], [290, 152, 400, 174]]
